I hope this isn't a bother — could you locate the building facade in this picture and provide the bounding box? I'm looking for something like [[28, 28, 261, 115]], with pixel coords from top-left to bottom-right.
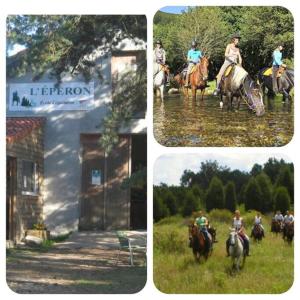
[[6, 38, 147, 242]]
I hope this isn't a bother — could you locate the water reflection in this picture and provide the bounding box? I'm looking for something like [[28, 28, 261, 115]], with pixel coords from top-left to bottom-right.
[[153, 94, 293, 147]]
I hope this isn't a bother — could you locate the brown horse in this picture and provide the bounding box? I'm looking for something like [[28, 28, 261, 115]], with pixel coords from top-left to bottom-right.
[[283, 222, 294, 244], [220, 65, 265, 116], [174, 56, 209, 100], [251, 224, 264, 242], [271, 220, 282, 235], [188, 224, 212, 261]]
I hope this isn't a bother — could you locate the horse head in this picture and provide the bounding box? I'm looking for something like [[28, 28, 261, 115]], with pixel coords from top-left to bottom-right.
[[243, 76, 265, 116], [199, 56, 209, 81], [228, 229, 237, 246]]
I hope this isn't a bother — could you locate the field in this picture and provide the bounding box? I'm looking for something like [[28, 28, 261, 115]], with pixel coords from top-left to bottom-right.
[[153, 214, 294, 294]]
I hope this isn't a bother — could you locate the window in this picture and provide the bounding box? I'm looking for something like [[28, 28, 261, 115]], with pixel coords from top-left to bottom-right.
[[22, 161, 39, 194]]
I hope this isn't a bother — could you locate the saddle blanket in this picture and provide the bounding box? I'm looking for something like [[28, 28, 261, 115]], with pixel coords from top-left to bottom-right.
[[230, 65, 248, 91], [263, 67, 273, 76]]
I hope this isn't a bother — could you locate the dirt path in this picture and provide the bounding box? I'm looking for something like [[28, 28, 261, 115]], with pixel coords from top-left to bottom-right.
[[6, 231, 146, 294]]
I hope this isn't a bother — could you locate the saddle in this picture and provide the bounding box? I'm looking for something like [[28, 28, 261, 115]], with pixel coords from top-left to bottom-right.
[[224, 64, 234, 77], [182, 65, 197, 79], [263, 66, 286, 78], [263, 67, 273, 76]]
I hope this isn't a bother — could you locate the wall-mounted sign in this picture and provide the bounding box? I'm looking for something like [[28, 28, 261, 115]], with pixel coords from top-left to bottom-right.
[[9, 82, 94, 111], [91, 170, 101, 186]]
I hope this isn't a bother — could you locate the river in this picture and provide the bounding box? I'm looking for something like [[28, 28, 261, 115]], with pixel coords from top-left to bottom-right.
[[153, 93, 293, 147]]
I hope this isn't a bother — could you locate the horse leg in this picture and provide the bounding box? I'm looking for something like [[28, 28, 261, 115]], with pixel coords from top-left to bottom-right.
[[160, 85, 164, 101], [201, 89, 205, 101], [192, 87, 196, 100]]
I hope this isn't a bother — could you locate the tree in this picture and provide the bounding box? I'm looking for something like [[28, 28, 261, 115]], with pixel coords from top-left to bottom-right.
[[154, 195, 170, 222], [224, 181, 237, 212], [244, 177, 262, 211], [182, 190, 200, 217], [163, 190, 178, 215], [7, 15, 147, 153], [256, 172, 273, 213], [191, 184, 205, 209], [274, 186, 291, 214], [250, 163, 263, 177], [276, 166, 294, 203], [263, 158, 287, 184], [206, 176, 225, 212]]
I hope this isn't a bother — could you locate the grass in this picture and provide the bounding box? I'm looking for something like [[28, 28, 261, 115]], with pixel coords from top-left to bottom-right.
[[154, 214, 294, 294]]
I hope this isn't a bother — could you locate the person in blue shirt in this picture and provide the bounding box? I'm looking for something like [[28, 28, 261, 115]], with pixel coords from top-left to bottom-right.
[[184, 40, 203, 87], [272, 45, 286, 93]]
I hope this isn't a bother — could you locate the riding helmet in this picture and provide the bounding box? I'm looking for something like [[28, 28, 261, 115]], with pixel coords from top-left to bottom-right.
[[231, 33, 241, 39]]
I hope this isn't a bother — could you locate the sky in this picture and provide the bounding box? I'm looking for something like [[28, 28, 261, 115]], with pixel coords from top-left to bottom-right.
[[153, 154, 292, 186], [159, 6, 188, 14]]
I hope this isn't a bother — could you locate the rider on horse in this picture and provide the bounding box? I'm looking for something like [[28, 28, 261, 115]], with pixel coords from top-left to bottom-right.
[[195, 210, 211, 251], [272, 45, 286, 93], [184, 40, 203, 87], [251, 212, 265, 237], [283, 210, 294, 238], [213, 33, 243, 96], [226, 210, 250, 256], [274, 210, 284, 224], [153, 39, 170, 85]]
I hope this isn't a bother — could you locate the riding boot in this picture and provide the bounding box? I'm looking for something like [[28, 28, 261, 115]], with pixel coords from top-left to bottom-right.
[[226, 239, 230, 257], [244, 239, 250, 256], [166, 73, 170, 86], [188, 237, 192, 248]]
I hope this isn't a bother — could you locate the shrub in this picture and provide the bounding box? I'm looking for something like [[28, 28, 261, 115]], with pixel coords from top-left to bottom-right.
[[244, 177, 262, 211], [256, 172, 273, 213], [274, 186, 291, 214], [224, 181, 237, 212], [207, 209, 232, 223]]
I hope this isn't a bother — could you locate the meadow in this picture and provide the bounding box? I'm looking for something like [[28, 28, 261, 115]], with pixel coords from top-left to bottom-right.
[[153, 211, 294, 294]]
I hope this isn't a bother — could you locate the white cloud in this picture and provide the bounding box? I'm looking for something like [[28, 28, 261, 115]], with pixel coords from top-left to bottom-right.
[[153, 153, 292, 186]]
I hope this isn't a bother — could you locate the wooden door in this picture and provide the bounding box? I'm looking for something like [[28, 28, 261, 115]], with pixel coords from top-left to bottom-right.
[[80, 136, 105, 230], [6, 157, 16, 241]]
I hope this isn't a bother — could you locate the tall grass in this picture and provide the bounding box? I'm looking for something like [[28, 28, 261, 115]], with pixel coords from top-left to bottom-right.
[[154, 211, 293, 294]]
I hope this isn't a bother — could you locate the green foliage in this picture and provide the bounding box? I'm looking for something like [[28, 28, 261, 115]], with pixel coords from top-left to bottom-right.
[[154, 195, 170, 222], [154, 7, 293, 78], [224, 181, 237, 212], [256, 172, 273, 213], [182, 190, 200, 217], [244, 177, 262, 211], [274, 186, 291, 214], [206, 176, 225, 211], [163, 190, 178, 215], [207, 209, 232, 224], [276, 166, 294, 203]]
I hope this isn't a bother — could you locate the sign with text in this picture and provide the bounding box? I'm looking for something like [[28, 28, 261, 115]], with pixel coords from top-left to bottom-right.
[[9, 82, 94, 111]]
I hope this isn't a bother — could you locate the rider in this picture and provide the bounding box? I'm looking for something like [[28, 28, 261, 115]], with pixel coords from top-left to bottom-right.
[[274, 210, 284, 223], [283, 210, 294, 237], [272, 45, 286, 93], [153, 39, 170, 85], [213, 33, 243, 96], [226, 210, 250, 256], [251, 212, 265, 237], [195, 210, 211, 251], [184, 40, 203, 87]]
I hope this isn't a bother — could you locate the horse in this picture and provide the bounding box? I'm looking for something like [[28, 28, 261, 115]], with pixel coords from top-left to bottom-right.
[[220, 65, 265, 116], [271, 219, 282, 235], [174, 56, 209, 100], [283, 222, 294, 244], [188, 224, 212, 261], [258, 67, 294, 102], [251, 224, 264, 242], [153, 62, 168, 101], [208, 225, 217, 243], [228, 230, 246, 271]]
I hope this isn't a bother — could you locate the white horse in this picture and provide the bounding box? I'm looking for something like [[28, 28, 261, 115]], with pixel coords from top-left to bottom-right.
[[228, 229, 246, 271], [153, 62, 165, 101]]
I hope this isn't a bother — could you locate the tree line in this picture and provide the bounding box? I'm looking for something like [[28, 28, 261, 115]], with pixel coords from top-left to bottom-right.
[[154, 158, 293, 222], [154, 7, 294, 78]]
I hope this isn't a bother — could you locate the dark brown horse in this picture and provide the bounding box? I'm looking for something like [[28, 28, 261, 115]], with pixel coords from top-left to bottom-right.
[[271, 220, 282, 235], [251, 224, 264, 242], [220, 65, 265, 116], [188, 224, 212, 261], [174, 56, 209, 100], [283, 222, 294, 244]]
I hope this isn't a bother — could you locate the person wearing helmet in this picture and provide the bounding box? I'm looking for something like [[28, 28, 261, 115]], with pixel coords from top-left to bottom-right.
[[153, 40, 170, 85], [272, 45, 286, 93], [213, 33, 243, 96], [184, 40, 203, 87]]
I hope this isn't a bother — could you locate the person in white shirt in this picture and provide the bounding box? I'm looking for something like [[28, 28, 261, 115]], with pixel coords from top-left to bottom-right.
[[251, 212, 265, 237], [226, 210, 250, 256], [274, 210, 284, 223], [283, 210, 294, 237]]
